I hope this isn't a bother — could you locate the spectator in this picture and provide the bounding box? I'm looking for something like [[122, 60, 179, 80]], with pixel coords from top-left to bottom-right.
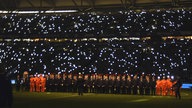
[[0, 66, 13, 108], [173, 77, 182, 100]]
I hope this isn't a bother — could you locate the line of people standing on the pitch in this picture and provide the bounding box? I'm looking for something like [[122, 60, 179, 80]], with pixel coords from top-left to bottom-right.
[[15, 72, 181, 97], [16, 74, 47, 92], [156, 77, 178, 96], [29, 74, 46, 92], [156, 76, 182, 99], [15, 75, 30, 92], [43, 73, 157, 95]]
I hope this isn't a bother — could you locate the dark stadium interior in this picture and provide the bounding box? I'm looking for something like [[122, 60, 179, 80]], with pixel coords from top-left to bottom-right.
[[1, 2, 192, 108], [0, 0, 192, 10]]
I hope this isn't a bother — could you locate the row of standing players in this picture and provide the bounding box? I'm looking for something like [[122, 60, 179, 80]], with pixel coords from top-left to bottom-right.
[[15, 73, 178, 96]]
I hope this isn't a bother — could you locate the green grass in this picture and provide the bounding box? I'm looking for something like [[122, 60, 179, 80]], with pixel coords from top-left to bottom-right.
[[13, 90, 192, 108]]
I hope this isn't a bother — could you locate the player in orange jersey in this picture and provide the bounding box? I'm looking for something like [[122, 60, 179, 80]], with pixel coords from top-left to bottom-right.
[[39, 74, 46, 92], [35, 75, 41, 92], [156, 77, 161, 95], [29, 75, 35, 92], [161, 77, 167, 96], [166, 78, 173, 95]]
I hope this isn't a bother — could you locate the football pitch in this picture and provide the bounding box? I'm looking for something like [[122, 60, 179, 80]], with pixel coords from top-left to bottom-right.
[[13, 90, 192, 108]]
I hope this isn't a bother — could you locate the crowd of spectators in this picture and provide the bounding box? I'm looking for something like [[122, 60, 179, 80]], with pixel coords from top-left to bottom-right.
[[0, 8, 192, 83], [0, 38, 191, 82], [0, 8, 192, 37]]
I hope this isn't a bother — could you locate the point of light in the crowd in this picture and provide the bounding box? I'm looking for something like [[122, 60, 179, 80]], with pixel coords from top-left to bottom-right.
[[171, 76, 174, 80], [131, 74, 133, 77]]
